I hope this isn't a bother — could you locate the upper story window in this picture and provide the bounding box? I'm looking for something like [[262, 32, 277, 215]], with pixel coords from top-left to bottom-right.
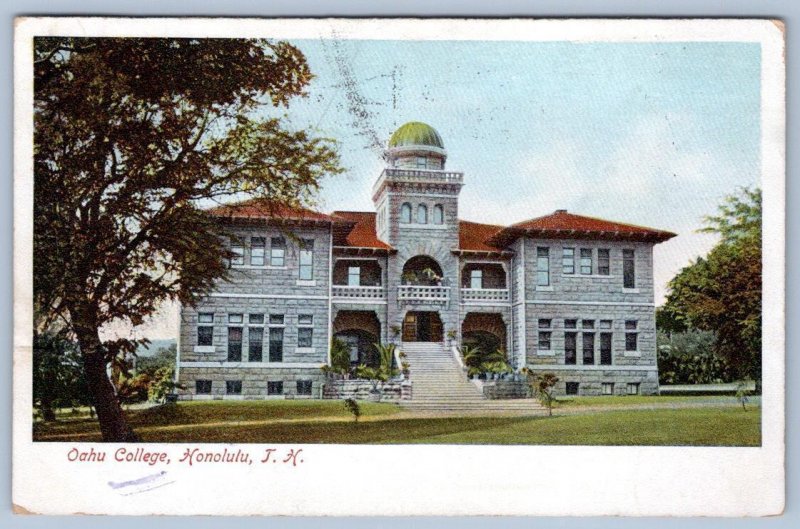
[[623, 249, 636, 288], [270, 237, 285, 267], [625, 320, 638, 351], [536, 247, 550, 286], [580, 248, 593, 275], [562, 247, 575, 275], [299, 239, 314, 281], [230, 239, 244, 266], [416, 156, 427, 168], [433, 204, 444, 225], [470, 269, 483, 289], [251, 237, 265, 266], [598, 248, 610, 275], [417, 204, 428, 224], [400, 203, 412, 224], [348, 266, 361, 286], [197, 313, 214, 346]]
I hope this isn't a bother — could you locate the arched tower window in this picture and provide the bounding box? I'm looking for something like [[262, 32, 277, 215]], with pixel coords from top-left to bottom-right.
[[400, 203, 412, 224], [433, 204, 444, 225], [417, 204, 428, 224]]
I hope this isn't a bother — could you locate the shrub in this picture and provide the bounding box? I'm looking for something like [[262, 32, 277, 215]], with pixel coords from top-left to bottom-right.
[[330, 338, 351, 375], [522, 368, 559, 416], [343, 398, 361, 422]]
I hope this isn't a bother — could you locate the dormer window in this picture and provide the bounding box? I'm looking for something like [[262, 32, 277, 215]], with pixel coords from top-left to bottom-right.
[[400, 203, 412, 223]]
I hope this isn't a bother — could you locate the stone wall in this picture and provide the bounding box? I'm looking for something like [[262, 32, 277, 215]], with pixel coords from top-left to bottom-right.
[[481, 379, 530, 400], [177, 366, 326, 400], [322, 379, 412, 401], [527, 367, 659, 396]]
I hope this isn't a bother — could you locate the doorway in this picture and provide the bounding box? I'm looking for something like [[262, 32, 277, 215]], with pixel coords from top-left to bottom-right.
[[402, 311, 443, 342]]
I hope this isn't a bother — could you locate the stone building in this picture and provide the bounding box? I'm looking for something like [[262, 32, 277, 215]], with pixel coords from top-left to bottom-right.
[[176, 121, 675, 400]]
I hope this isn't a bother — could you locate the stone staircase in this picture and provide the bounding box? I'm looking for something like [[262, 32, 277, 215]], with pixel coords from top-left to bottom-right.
[[399, 342, 544, 415]]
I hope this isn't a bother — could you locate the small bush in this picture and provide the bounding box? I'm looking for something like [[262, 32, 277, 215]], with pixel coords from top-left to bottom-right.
[[343, 398, 361, 422]]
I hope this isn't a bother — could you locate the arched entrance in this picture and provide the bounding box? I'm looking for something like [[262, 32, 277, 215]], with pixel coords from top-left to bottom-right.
[[333, 311, 381, 367], [402, 311, 443, 342]]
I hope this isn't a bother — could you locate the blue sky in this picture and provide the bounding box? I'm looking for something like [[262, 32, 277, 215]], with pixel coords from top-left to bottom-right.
[[122, 39, 762, 339]]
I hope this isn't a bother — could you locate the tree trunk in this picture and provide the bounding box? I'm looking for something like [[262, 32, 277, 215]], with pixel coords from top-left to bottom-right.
[[74, 324, 138, 442], [40, 367, 57, 422]]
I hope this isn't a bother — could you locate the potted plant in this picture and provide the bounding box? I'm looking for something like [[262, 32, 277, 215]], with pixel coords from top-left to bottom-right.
[[401, 361, 410, 377], [446, 329, 457, 346]]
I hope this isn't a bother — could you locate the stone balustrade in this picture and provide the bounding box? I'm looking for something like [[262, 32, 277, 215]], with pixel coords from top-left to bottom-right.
[[397, 285, 450, 304], [331, 285, 386, 300], [460, 288, 510, 303]]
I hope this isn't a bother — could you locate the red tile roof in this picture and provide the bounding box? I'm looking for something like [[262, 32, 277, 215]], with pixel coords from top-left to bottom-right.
[[458, 220, 506, 253], [488, 209, 676, 246], [208, 198, 344, 224], [331, 211, 393, 250]]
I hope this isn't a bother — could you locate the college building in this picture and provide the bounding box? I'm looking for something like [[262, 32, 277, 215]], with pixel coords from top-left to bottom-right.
[[176, 121, 676, 401]]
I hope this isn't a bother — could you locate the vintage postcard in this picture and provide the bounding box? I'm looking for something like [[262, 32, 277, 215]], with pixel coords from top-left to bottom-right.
[[13, 18, 784, 516]]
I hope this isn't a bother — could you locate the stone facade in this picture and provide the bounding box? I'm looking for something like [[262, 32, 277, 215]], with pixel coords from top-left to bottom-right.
[[177, 121, 674, 399]]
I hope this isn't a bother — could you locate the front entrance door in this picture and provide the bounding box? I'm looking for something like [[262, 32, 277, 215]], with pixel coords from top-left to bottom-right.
[[402, 312, 443, 342]]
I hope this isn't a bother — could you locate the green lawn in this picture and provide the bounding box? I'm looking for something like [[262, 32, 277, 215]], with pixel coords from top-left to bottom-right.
[[33, 398, 760, 446]]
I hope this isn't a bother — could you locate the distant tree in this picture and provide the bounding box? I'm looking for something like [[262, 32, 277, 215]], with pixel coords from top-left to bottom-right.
[[662, 188, 761, 382], [33, 329, 91, 421], [34, 38, 342, 441]]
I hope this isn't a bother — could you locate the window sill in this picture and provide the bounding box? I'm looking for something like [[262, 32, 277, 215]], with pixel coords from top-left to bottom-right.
[[561, 274, 615, 279], [193, 345, 216, 353], [231, 265, 288, 270], [623, 351, 641, 357], [399, 223, 448, 230], [296, 280, 317, 286], [295, 347, 315, 354], [622, 288, 640, 293], [536, 350, 555, 356], [536, 286, 554, 291]]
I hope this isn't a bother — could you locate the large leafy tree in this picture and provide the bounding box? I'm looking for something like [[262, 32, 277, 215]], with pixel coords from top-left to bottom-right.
[[33, 38, 342, 441], [661, 188, 762, 381]]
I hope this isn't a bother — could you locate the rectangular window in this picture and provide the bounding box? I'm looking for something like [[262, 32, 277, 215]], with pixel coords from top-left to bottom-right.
[[269, 327, 284, 362], [564, 319, 577, 330], [249, 313, 264, 325], [562, 248, 575, 274], [268, 381, 284, 395], [602, 382, 614, 395], [623, 249, 636, 288], [582, 332, 595, 365], [250, 237, 265, 266], [226, 380, 242, 395], [348, 266, 361, 287], [538, 331, 552, 351], [537, 247, 550, 286], [299, 239, 314, 280], [297, 380, 313, 396], [195, 380, 212, 394], [230, 240, 244, 266], [197, 312, 214, 346], [227, 327, 242, 361], [566, 382, 579, 395], [470, 269, 483, 289], [298, 328, 313, 348], [416, 156, 427, 168], [598, 248, 610, 275], [599, 319, 612, 329], [582, 319, 595, 330], [248, 327, 263, 362], [565, 332, 577, 365], [580, 248, 593, 275], [269, 314, 285, 325], [538, 318, 552, 329], [270, 237, 286, 267], [600, 332, 612, 365], [228, 313, 243, 324], [627, 383, 640, 395], [625, 320, 638, 351], [298, 314, 314, 326]]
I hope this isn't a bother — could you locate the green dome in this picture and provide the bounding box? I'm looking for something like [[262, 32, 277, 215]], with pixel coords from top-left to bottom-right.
[[388, 122, 445, 149]]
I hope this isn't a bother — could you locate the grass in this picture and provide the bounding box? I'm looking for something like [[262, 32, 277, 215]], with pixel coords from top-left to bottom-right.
[[33, 398, 760, 446]]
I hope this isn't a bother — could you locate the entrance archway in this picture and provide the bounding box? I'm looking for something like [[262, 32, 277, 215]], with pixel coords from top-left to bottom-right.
[[402, 311, 443, 342]]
